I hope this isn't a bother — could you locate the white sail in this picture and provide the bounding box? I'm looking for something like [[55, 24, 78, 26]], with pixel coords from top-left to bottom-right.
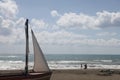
[[31, 30, 50, 72]]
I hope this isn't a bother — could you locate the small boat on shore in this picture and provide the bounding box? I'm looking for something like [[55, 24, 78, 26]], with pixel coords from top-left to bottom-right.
[[0, 19, 52, 80]]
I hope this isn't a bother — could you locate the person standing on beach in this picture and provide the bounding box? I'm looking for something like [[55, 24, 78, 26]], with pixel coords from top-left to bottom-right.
[[84, 64, 87, 69], [81, 64, 83, 69]]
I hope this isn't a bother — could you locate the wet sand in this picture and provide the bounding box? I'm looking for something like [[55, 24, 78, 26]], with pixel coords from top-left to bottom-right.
[[50, 69, 120, 80]]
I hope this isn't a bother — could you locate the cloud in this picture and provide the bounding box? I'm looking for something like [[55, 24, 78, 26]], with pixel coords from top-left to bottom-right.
[[0, 0, 18, 19], [96, 32, 117, 36], [0, 1, 26, 45], [0, 16, 14, 36], [0, 0, 120, 48], [33, 30, 120, 47], [0, 27, 11, 36], [34, 30, 88, 45], [57, 13, 96, 29], [56, 11, 120, 29], [76, 38, 120, 47], [96, 11, 120, 28], [0, 17, 25, 44], [0, 14, 48, 44], [0, 17, 49, 44], [51, 10, 60, 17], [31, 19, 48, 30]]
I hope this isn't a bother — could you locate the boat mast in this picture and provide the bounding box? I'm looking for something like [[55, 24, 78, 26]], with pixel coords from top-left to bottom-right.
[[25, 19, 29, 75]]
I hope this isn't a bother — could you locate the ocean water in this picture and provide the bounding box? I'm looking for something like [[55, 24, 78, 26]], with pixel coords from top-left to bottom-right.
[[0, 54, 120, 70]]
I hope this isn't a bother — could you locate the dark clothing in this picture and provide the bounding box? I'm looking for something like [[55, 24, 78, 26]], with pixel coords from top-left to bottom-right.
[[84, 64, 87, 69]]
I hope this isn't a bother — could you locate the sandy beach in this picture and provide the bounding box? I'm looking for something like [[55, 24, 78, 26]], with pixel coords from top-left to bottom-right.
[[50, 69, 120, 80], [0, 69, 120, 80]]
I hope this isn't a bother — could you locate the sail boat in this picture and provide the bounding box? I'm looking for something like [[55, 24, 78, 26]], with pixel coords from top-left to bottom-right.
[[0, 19, 52, 80]]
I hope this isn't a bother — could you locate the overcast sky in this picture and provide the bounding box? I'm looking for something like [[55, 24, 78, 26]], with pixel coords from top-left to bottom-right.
[[0, 0, 120, 54]]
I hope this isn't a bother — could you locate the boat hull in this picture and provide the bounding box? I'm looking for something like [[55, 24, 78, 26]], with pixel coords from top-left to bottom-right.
[[0, 72, 52, 80]]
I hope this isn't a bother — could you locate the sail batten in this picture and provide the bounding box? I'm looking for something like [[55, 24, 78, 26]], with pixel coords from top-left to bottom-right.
[[31, 30, 50, 72]]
